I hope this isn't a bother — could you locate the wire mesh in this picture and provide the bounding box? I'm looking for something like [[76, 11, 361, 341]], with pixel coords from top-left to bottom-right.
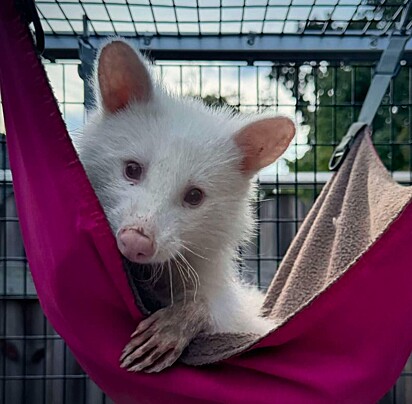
[[35, 0, 412, 37], [0, 56, 412, 402]]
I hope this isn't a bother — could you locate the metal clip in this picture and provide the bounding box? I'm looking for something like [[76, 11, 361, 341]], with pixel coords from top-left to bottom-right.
[[328, 123, 368, 171], [247, 32, 257, 46], [142, 34, 153, 47], [329, 2, 412, 172], [14, 0, 45, 55]]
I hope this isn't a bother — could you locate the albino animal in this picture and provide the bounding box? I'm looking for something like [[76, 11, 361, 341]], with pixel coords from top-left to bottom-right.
[[75, 39, 295, 373]]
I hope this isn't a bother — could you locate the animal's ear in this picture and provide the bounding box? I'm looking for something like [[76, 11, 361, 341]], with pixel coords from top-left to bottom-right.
[[97, 40, 152, 113], [235, 117, 295, 175]]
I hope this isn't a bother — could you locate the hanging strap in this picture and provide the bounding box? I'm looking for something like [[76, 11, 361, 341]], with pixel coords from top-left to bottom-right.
[[329, 3, 412, 171], [357, 37, 410, 126]]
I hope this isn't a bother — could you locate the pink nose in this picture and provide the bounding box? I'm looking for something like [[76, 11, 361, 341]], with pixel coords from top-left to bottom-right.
[[117, 228, 155, 263]]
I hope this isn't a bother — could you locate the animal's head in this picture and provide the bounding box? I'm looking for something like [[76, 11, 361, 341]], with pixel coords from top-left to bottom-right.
[[77, 40, 295, 265]]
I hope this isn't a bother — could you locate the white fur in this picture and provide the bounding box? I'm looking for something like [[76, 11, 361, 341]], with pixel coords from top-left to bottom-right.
[[74, 40, 275, 335]]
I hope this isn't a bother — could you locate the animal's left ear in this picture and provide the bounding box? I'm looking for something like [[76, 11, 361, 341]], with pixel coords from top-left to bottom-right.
[[235, 117, 295, 175]]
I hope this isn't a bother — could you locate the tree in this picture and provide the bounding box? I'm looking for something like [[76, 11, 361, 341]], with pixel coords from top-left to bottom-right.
[[200, 95, 233, 109], [268, 0, 411, 172], [286, 63, 409, 172]]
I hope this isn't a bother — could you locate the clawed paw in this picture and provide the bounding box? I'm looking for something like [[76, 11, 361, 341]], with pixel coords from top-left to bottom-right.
[[120, 307, 189, 373]]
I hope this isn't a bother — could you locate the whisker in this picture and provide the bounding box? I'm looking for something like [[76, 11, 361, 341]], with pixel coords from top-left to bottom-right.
[[174, 260, 187, 305], [182, 239, 219, 253], [152, 263, 164, 284], [180, 243, 209, 261], [175, 252, 195, 286], [176, 251, 199, 302], [167, 260, 174, 306], [166, 248, 188, 305], [174, 258, 189, 282]]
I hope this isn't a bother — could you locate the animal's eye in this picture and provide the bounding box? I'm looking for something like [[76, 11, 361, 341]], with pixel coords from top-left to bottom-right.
[[124, 161, 143, 182], [183, 187, 204, 207]]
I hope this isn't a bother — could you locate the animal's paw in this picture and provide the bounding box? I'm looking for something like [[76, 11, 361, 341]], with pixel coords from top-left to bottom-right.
[[119, 307, 190, 373]]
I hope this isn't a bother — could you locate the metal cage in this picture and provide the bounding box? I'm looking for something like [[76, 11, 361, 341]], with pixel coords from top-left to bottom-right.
[[1, 1, 412, 403]]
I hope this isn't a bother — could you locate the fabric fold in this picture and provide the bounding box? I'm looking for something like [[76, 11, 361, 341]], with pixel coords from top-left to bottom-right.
[[1, 2, 412, 402]]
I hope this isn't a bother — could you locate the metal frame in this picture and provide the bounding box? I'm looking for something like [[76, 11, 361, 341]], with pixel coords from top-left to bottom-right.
[[45, 33, 412, 62], [329, 1, 412, 170], [359, 0, 412, 124], [35, 0, 412, 39], [2, 1, 412, 403]]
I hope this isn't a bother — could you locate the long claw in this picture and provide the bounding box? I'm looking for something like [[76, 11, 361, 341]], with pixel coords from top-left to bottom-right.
[[131, 315, 158, 338], [121, 338, 158, 368], [143, 350, 179, 373], [127, 347, 169, 372], [120, 327, 155, 362]]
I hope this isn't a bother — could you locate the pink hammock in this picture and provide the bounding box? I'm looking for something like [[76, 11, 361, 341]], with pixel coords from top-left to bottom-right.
[[1, 1, 412, 402]]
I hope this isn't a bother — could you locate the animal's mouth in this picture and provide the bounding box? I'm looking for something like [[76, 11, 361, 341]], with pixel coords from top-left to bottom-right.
[[125, 253, 155, 264], [119, 247, 173, 265]]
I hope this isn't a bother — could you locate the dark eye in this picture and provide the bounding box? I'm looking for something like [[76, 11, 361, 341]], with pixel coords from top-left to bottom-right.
[[124, 161, 143, 182], [183, 187, 204, 207]]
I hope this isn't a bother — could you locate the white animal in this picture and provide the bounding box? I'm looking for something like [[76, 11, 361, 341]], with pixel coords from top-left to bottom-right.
[[74, 39, 295, 373]]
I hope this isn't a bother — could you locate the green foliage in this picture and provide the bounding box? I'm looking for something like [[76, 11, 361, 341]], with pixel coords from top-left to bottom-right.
[[276, 0, 411, 173], [199, 94, 239, 116], [278, 62, 411, 172], [200, 95, 230, 108]]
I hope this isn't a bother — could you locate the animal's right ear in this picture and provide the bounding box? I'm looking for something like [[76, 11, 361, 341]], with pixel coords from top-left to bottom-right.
[[235, 117, 295, 176], [97, 40, 152, 114]]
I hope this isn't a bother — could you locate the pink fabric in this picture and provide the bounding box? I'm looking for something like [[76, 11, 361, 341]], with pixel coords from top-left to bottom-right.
[[1, 2, 412, 402]]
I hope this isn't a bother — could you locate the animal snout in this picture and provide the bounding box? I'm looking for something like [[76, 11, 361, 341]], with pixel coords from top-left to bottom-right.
[[117, 227, 155, 263]]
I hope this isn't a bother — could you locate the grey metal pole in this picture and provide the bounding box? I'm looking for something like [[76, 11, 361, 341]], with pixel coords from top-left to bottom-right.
[[329, 3, 412, 171], [77, 16, 96, 113]]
